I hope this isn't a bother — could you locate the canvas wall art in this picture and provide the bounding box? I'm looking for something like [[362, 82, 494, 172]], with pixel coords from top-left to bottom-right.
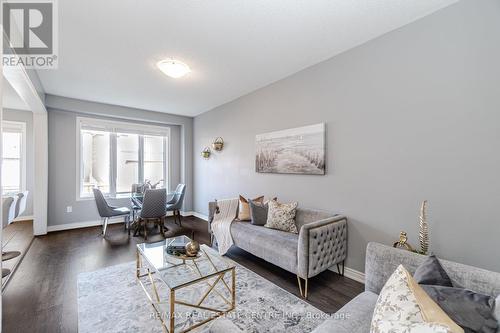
[[255, 123, 326, 175]]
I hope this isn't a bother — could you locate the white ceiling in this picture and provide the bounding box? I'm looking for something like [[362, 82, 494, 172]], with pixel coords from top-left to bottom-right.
[[37, 0, 458, 117], [3, 78, 31, 111]]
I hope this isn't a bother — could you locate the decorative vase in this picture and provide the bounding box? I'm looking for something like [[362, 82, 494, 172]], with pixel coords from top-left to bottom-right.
[[419, 200, 429, 255], [393, 231, 414, 251], [212, 137, 224, 151], [185, 240, 200, 257], [201, 147, 211, 159]]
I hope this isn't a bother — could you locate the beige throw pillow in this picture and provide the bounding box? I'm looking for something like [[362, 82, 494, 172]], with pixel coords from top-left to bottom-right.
[[371, 265, 463, 333], [237, 195, 264, 221], [264, 200, 298, 233]]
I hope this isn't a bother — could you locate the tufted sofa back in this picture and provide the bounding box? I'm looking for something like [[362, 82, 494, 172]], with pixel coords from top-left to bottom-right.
[[208, 200, 338, 230], [295, 208, 338, 231]]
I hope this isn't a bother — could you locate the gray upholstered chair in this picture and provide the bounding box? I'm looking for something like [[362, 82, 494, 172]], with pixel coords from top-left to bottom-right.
[[166, 184, 186, 226], [167, 184, 183, 204], [1, 196, 21, 274], [2, 197, 14, 229], [14, 191, 29, 218], [7, 194, 19, 226], [92, 188, 131, 237], [134, 188, 167, 240]]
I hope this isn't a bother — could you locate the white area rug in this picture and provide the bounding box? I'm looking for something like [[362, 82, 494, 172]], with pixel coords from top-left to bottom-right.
[[78, 259, 326, 332]]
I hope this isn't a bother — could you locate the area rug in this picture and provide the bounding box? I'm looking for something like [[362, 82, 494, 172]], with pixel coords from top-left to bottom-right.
[[78, 259, 326, 333]]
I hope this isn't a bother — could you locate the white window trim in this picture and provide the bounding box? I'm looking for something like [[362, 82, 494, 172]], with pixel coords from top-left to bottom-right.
[[76, 117, 171, 201], [2, 121, 27, 196]]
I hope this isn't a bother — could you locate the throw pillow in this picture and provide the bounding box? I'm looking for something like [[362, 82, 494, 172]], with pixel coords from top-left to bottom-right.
[[237, 195, 264, 221], [414, 255, 453, 287], [264, 200, 298, 233], [248, 200, 269, 226], [371, 265, 463, 333], [413, 256, 498, 333], [263, 197, 277, 205], [421, 285, 498, 333]]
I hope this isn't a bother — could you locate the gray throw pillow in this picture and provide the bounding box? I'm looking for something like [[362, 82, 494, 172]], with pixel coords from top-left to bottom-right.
[[421, 285, 498, 333], [413, 254, 453, 287], [248, 200, 268, 226]]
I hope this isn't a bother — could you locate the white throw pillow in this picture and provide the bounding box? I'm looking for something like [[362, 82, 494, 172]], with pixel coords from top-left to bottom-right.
[[370, 265, 463, 333]]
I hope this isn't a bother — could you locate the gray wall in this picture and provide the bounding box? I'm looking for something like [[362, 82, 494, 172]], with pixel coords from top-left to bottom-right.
[[194, 0, 500, 273], [3, 109, 34, 217], [46, 95, 193, 227]]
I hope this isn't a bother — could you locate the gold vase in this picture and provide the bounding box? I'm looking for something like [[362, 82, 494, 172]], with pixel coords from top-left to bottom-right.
[[185, 240, 200, 257], [419, 200, 429, 255]]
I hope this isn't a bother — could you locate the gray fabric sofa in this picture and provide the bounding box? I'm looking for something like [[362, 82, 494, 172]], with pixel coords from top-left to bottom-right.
[[208, 201, 348, 297], [209, 242, 500, 333]]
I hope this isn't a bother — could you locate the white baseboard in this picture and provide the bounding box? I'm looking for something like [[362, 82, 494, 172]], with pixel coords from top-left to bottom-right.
[[329, 265, 365, 284], [190, 211, 208, 221], [333, 266, 365, 283], [13, 215, 34, 222], [178, 211, 197, 217], [344, 267, 365, 283]]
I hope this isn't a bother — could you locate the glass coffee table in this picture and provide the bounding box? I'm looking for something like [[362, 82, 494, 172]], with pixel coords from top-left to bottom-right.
[[136, 236, 236, 332]]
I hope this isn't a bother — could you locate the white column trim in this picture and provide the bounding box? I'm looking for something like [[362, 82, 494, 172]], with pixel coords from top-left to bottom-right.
[[33, 113, 48, 235]]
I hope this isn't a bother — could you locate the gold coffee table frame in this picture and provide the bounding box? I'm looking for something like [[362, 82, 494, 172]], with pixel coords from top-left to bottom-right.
[[136, 245, 236, 333]]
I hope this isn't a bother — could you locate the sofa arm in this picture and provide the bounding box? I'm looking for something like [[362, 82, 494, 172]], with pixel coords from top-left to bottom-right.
[[297, 216, 347, 279]]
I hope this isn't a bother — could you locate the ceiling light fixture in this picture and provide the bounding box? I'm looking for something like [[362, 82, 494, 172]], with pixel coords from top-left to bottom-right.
[[157, 59, 191, 78]]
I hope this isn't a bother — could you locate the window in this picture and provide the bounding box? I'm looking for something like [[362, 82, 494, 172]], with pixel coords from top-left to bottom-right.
[[144, 135, 166, 188], [2, 121, 26, 195], [116, 133, 139, 194], [77, 118, 169, 199], [81, 129, 110, 195]]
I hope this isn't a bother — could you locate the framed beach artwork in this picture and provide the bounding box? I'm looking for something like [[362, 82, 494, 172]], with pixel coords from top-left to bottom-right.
[[255, 123, 326, 175]]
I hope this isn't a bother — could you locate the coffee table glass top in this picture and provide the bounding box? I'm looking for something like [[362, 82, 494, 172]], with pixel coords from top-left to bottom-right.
[[136, 236, 235, 289]]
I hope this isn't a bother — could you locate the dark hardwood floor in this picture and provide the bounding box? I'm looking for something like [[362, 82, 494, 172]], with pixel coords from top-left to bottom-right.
[[2, 216, 363, 333]]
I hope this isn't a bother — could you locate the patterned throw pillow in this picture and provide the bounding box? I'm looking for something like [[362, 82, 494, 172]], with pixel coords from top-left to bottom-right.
[[264, 200, 298, 233], [237, 195, 264, 221], [371, 265, 463, 333]]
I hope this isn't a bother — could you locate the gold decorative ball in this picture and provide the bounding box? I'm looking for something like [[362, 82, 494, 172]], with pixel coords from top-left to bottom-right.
[[185, 240, 200, 257]]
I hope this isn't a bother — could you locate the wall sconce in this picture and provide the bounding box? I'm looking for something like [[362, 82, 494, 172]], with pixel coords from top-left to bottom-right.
[[201, 147, 211, 159], [212, 137, 224, 151]]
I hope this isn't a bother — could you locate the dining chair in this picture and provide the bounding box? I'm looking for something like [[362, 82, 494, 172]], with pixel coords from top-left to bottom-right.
[[92, 188, 131, 237], [1, 196, 21, 264], [7, 195, 19, 226], [2, 197, 14, 229], [14, 191, 29, 219], [166, 184, 186, 226], [134, 188, 167, 240], [167, 184, 183, 205]]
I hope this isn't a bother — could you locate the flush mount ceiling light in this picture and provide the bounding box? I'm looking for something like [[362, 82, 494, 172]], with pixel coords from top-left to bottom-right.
[[157, 59, 191, 78]]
